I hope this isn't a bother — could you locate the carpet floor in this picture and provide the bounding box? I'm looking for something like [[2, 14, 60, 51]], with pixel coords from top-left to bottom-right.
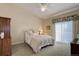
[[12, 42, 70, 56]]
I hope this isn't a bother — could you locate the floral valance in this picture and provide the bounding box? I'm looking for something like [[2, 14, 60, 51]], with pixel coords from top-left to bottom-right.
[[52, 14, 79, 23]]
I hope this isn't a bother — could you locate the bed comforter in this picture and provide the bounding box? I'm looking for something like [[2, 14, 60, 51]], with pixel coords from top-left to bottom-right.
[[25, 32, 54, 53]]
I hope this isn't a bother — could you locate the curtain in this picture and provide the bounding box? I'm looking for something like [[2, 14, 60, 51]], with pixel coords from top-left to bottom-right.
[[73, 20, 79, 38], [52, 14, 79, 23], [55, 21, 73, 43]]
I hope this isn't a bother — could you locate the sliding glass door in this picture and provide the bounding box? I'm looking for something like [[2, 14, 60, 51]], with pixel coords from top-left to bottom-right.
[[55, 21, 73, 43]]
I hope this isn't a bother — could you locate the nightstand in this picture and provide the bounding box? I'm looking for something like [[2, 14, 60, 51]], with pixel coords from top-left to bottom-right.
[[71, 43, 79, 55]]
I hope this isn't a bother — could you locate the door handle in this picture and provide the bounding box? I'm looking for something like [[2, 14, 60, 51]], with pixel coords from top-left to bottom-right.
[[0, 32, 4, 39]]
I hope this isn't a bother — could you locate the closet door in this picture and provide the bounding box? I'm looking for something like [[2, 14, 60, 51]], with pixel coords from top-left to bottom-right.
[[0, 17, 11, 56], [0, 21, 3, 55]]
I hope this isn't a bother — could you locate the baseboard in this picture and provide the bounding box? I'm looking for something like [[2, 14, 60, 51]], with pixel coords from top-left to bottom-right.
[[55, 41, 70, 44], [12, 41, 24, 45]]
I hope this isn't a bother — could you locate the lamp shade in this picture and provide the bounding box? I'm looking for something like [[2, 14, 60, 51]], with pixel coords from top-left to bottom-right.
[[77, 33, 79, 39]]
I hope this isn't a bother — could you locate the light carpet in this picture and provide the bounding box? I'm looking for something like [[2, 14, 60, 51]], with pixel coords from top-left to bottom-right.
[[12, 42, 70, 56]]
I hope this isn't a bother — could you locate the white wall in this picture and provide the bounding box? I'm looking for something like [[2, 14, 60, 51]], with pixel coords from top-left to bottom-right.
[[42, 19, 53, 36], [0, 4, 42, 45]]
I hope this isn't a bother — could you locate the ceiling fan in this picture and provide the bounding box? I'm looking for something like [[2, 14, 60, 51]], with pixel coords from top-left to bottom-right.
[[40, 3, 48, 12]]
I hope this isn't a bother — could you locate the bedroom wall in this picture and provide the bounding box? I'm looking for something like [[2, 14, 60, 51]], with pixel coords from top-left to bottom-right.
[[0, 4, 42, 45], [43, 9, 79, 39]]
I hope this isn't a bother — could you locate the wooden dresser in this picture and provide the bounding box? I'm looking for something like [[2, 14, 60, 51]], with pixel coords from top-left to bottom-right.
[[0, 17, 11, 56], [71, 43, 79, 55]]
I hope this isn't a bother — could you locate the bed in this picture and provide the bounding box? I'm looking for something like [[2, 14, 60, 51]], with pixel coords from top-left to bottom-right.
[[24, 30, 54, 53]]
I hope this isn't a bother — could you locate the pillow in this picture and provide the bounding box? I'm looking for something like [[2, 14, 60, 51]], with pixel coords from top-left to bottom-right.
[[34, 33, 38, 35], [29, 30, 33, 34], [27, 29, 35, 35]]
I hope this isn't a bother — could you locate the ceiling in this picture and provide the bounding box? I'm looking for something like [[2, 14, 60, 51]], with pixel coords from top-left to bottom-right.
[[15, 3, 79, 19]]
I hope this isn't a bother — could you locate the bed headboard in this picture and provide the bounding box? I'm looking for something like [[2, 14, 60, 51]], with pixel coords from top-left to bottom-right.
[[24, 29, 34, 44]]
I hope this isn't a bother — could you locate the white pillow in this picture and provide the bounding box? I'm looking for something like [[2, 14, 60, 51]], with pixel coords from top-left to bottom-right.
[[34, 33, 38, 35], [29, 30, 33, 34], [28, 29, 34, 35]]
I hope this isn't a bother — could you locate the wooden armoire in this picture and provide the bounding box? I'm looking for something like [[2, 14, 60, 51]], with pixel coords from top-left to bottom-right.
[[0, 17, 11, 56]]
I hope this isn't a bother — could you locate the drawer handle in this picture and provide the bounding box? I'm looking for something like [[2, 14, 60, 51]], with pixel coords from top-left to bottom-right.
[[0, 32, 4, 39]]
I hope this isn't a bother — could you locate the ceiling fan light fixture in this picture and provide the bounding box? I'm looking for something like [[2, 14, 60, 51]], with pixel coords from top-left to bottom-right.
[[41, 7, 47, 12], [40, 3, 48, 12]]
